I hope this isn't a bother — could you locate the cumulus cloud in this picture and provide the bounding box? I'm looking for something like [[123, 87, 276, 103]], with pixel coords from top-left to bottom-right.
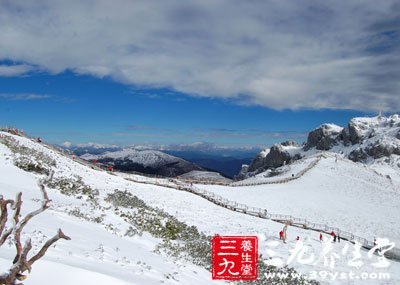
[[0, 0, 399, 111]]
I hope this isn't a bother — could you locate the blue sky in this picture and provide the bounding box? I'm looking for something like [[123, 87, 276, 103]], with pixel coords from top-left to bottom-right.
[[0, 0, 398, 148], [0, 70, 373, 146]]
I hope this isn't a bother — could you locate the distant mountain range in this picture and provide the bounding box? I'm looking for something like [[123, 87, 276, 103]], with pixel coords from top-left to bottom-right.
[[61, 114, 400, 181], [61, 142, 259, 178], [61, 142, 121, 156]]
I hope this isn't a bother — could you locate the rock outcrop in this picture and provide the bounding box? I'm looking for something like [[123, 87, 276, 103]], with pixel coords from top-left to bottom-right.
[[304, 124, 343, 151], [241, 114, 400, 178], [247, 141, 301, 173]]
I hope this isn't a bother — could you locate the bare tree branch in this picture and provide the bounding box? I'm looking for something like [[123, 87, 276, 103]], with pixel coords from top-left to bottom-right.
[[0, 196, 14, 237], [27, 229, 71, 269], [0, 173, 70, 285], [11, 193, 22, 263], [7, 239, 32, 282]]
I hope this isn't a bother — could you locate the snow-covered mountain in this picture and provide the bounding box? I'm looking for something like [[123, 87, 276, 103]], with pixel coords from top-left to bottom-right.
[[61, 142, 122, 155], [80, 148, 203, 177], [63, 142, 258, 178], [242, 114, 400, 179], [1, 128, 400, 285]]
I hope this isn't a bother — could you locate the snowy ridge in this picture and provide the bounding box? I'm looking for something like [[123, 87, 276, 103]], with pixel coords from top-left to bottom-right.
[[232, 155, 322, 186], [349, 115, 400, 140], [81, 149, 186, 168], [323, 123, 344, 133]]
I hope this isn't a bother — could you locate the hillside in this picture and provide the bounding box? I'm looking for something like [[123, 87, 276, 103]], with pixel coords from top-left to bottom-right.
[[1, 131, 400, 285], [178, 170, 232, 184], [199, 153, 400, 246]]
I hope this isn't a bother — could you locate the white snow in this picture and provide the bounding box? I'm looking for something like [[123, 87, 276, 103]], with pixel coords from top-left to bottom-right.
[[324, 124, 343, 133], [199, 154, 400, 246], [349, 115, 400, 144], [1, 131, 400, 285], [259, 148, 270, 158], [178, 170, 231, 183]]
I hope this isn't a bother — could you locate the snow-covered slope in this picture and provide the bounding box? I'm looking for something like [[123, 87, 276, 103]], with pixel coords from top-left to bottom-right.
[[1, 131, 400, 285], [0, 133, 215, 285], [199, 153, 400, 245], [178, 170, 232, 183]]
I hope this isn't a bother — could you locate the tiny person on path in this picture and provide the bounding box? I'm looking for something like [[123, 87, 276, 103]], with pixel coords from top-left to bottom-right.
[[279, 231, 283, 240], [319, 233, 323, 241], [331, 231, 336, 242], [296, 236, 300, 241]]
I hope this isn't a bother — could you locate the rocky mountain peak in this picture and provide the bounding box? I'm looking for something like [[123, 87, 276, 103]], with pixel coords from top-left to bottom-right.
[[242, 114, 400, 179], [304, 124, 343, 151]]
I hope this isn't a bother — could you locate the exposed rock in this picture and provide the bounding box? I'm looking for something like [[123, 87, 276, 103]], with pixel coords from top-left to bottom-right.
[[340, 128, 351, 146], [241, 114, 400, 180], [346, 115, 400, 160], [234, 164, 251, 180], [264, 145, 292, 168], [348, 148, 369, 162], [348, 120, 366, 144], [281, 140, 299, 147], [239, 164, 249, 175], [247, 149, 270, 172], [349, 143, 400, 162], [248, 144, 297, 172], [365, 142, 400, 159], [304, 124, 343, 151]]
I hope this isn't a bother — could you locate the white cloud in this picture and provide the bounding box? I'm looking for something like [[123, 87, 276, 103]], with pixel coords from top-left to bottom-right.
[[0, 93, 51, 100], [0, 64, 36, 76], [0, 0, 399, 111], [62, 141, 72, 148]]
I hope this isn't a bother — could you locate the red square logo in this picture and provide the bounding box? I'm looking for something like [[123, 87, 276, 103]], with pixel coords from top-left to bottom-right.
[[212, 235, 258, 280]]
